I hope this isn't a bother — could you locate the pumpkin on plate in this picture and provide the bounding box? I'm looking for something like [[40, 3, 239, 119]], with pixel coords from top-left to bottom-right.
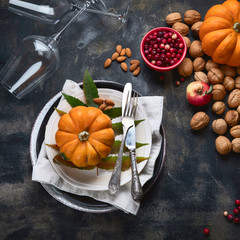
[[199, 0, 240, 67], [55, 106, 115, 168]]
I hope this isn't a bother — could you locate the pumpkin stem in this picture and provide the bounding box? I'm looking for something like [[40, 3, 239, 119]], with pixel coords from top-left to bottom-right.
[[233, 22, 240, 33], [79, 131, 89, 141]]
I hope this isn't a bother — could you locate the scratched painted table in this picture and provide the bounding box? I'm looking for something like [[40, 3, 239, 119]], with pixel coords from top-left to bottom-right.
[[0, 0, 240, 239]]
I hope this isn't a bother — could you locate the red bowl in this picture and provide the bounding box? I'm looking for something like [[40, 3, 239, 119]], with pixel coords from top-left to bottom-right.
[[140, 27, 187, 72]]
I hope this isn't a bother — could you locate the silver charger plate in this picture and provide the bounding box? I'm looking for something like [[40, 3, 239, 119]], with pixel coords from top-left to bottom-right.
[[30, 80, 166, 213]]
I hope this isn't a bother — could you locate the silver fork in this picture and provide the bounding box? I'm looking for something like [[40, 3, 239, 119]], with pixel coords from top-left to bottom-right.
[[108, 91, 136, 194]]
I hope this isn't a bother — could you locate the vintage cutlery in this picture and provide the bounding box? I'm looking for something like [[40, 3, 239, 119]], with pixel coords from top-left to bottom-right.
[[125, 92, 143, 201]]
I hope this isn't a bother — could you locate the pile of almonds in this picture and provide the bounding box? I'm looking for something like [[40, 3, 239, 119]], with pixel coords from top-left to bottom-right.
[[93, 98, 115, 111], [166, 9, 240, 155], [104, 45, 141, 77]]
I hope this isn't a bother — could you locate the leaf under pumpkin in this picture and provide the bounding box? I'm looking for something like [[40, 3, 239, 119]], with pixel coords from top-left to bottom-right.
[[54, 108, 67, 116], [112, 119, 145, 135], [62, 92, 87, 108]]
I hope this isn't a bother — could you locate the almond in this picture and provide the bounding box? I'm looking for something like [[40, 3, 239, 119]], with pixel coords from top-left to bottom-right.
[[105, 106, 113, 110], [133, 66, 141, 76], [120, 48, 126, 56], [130, 59, 140, 66], [126, 48, 132, 58], [112, 52, 119, 61], [99, 103, 107, 110], [117, 56, 127, 62], [116, 45, 122, 54], [121, 62, 128, 72], [105, 99, 115, 106], [129, 63, 138, 72], [93, 98, 104, 105], [104, 58, 112, 68]]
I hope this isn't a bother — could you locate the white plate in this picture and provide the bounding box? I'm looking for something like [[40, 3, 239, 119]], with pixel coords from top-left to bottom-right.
[[44, 88, 152, 191]]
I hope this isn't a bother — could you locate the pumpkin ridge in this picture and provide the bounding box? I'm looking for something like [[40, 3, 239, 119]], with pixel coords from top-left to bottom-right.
[[223, 0, 240, 21], [60, 139, 79, 160]]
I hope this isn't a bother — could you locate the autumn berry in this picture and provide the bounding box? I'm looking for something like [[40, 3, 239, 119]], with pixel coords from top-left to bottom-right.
[[223, 211, 228, 217], [175, 81, 180, 87], [180, 77, 185, 82], [228, 214, 234, 221], [235, 200, 240, 206], [203, 228, 210, 235], [233, 208, 239, 215], [234, 217, 240, 223], [238, 206, 240, 211]]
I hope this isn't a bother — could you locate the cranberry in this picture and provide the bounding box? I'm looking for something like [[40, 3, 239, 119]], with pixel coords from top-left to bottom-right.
[[163, 33, 169, 39], [144, 50, 149, 55], [170, 48, 175, 53], [160, 43, 165, 49], [152, 50, 157, 55], [153, 44, 158, 49], [238, 206, 240, 211], [170, 60, 175, 65], [157, 48, 161, 53], [179, 43, 184, 48], [151, 60, 156, 65], [233, 208, 239, 215], [158, 31, 163, 37], [148, 47, 153, 52], [161, 49, 166, 54], [168, 32, 173, 37], [176, 54, 181, 59], [178, 49, 183, 54], [223, 211, 229, 217], [159, 75, 164, 80], [157, 61, 162, 66], [167, 38, 172, 43], [149, 34, 154, 40], [174, 43, 179, 48], [173, 58, 178, 63], [235, 200, 240, 206], [165, 44, 170, 50], [157, 37, 161, 42], [147, 54, 152, 60], [203, 228, 210, 235], [228, 214, 234, 221], [153, 35, 157, 40], [172, 33, 177, 39], [180, 77, 185, 82], [234, 217, 240, 223], [150, 40, 155, 45], [145, 37, 150, 42], [166, 52, 172, 58], [161, 39, 167, 44], [165, 57, 170, 63]]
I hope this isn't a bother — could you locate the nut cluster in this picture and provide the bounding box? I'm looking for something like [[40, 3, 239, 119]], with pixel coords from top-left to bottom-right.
[[93, 98, 115, 111], [104, 45, 141, 77]]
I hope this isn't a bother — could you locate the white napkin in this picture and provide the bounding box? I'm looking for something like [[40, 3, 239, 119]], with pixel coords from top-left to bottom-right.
[[32, 80, 164, 215]]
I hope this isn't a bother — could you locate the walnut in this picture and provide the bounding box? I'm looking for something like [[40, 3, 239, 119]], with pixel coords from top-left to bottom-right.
[[172, 22, 189, 36], [208, 68, 224, 84], [178, 58, 193, 77], [184, 10, 201, 25], [225, 110, 239, 126], [232, 138, 240, 153], [235, 76, 240, 89], [212, 84, 226, 100], [183, 36, 191, 49], [215, 136, 232, 155], [237, 105, 240, 115], [205, 60, 219, 72], [190, 112, 209, 130], [193, 57, 205, 72], [212, 119, 228, 135], [194, 71, 209, 83], [220, 65, 236, 77], [191, 21, 202, 37], [166, 12, 182, 26], [189, 40, 204, 58], [223, 76, 235, 91], [230, 125, 240, 138], [212, 101, 225, 115], [228, 89, 240, 108]]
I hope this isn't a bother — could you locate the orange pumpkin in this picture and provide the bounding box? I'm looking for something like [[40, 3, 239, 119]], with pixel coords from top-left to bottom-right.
[[199, 0, 240, 67], [55, 106, 115, 168]]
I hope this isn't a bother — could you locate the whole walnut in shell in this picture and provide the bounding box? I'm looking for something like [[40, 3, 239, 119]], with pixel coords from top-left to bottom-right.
[[212, 84, 226, 100], [225, 110, 239, 127], [172, 22, 189, 36], [178, 58, 193, 77], [191, 21, 202, 37], [205, 60, 219, 72], [166, 12, 182, 26], [189, 40, 204, 58], [184, 10, 201, 25], [232, 138, 240, 153], [207, 68, 224, 84], [223, 76, 235, 91], [237, 106, 240, 115], [183, 36, 191, 49], [228, 89, 240, 108], [193, 57, 205, 72], [212, 119, 228, 135], [212, 101, 225, 115], [230, 125, 240, 138], [235, 76, 240, 89], [220, 65, 236, 77], [194, 71, 208, 83], [190, 112, 209, 130], [215, 136, 232, 155]]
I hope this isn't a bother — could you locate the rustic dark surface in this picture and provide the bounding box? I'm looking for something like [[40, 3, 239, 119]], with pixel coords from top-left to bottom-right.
[[0, 0, 240, 239]]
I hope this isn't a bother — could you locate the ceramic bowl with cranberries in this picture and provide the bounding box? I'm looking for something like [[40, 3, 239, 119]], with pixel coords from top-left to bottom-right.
[[140, 27, 187, 72]]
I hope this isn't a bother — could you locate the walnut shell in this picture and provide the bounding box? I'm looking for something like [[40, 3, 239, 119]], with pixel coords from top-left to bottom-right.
[[220, 65, 236, 77], [223, 76, 235, 91], [193, 57, 205, 72], [178, 58, 193, 77], [190, 112, 209, 130], [172, 22, 189, 36], [189, 40, 204, 58], [228, 89, 240, 108], [237, 106, 240, 115], [235, 76, 240, 89], [194, 71, 209, 83], [225, 110, 239, 127], [205, 60, 219, 72], [230, 125, 240, 138], [212, 84, 226, 100], [184, 10, 201, 25], [183, 36, 191, 49], [232, 138, 240, 153], [191, 21, 202, 37], [215, 136, 232, 155], [208, 68, 224, 84], [166, 12, 182, 26], [212, 119, 228, 135], [212, 101, 225, 115]]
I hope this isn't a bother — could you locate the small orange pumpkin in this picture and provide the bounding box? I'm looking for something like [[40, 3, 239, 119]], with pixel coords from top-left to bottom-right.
[[199, 0, 240, 67], [55, 106, 115, 168]]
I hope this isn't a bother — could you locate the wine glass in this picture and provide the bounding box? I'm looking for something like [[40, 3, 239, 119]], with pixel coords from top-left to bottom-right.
[[0, 0, 98, 99]]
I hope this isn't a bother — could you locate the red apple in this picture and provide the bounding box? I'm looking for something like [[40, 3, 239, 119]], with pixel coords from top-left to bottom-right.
[[186, 81, 212, 106]]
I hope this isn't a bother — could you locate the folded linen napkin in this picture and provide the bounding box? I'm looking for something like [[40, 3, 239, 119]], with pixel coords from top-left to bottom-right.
[[32, 80, 164, 215]]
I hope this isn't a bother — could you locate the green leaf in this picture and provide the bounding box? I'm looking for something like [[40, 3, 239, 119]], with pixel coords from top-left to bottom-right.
[[112, 119, 145, 135], [54, 108, 67, 116], [110, 140, 148, 154], [62, 92, 87, 108], [98, 156, 148, 171], [103, 107, 122, 119], [83, 69, 99, 107], [45, 143, 60, 151]]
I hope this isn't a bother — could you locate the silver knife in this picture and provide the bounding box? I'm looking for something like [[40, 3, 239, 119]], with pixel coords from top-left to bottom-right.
[[125, 95, 143, 201]]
